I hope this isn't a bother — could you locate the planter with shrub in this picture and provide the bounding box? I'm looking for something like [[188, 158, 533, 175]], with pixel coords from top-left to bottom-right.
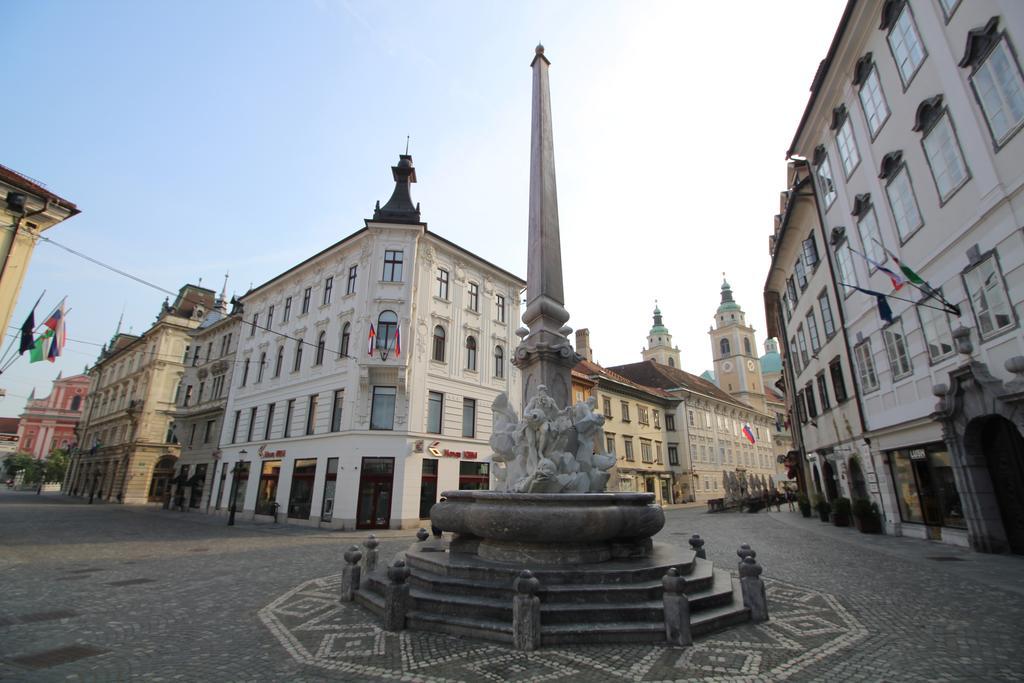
[[831, 496, 851, 527], [852, 497, 882, 533], [814, 497, 831, 522], [797, 493, 812, 518]]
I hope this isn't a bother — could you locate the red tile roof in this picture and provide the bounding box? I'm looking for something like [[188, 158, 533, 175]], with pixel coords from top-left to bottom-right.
[[0, 165, 79, 215], [574, 358, 678, 402], [607, 360, 757, 411]]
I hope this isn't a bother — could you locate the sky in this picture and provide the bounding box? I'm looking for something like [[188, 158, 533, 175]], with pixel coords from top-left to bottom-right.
[[2, 0, 846, 417]]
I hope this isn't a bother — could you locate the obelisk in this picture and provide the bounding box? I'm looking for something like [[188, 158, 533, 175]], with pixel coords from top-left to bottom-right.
[[512, 44, 579, 408]]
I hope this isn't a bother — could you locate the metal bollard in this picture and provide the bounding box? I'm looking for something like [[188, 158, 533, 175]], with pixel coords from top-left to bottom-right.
[[512, 570, 542, 651], [662, 567, 692, 647]]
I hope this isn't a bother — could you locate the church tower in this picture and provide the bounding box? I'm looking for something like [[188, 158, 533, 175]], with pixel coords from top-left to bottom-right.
[[709, 278, 767, 412], [642, 303, 681, 368]]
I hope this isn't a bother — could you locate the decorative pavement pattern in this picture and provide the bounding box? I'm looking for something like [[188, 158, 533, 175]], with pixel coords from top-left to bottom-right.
[[260, 574, 867, 682]]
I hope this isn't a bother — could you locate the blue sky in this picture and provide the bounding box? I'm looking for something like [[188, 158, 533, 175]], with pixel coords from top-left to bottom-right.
[[3, 0, 846, 416]]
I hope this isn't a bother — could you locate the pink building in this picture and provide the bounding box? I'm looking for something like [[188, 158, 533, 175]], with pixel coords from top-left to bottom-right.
[[17, 372, 89, 459]]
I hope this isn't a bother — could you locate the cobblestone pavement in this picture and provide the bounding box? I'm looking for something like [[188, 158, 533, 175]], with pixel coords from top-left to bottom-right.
[[2, 491, 1023, 682]]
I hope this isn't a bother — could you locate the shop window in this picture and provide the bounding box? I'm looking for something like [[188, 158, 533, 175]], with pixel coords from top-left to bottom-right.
[[458, 461, 490, 490], [287, 459, 318, 520], [255, 460, 281, 516], [419, 459, 438, 519], [888, 445, 966, 528]]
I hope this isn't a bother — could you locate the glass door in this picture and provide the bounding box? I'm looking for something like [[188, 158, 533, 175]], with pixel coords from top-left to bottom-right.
[[320, 458, 338, 522]]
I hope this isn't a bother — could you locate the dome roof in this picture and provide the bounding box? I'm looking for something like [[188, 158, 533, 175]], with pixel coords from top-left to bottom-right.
[[760, 350, 782, 374]]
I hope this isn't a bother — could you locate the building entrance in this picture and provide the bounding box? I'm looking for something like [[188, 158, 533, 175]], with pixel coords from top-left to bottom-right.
[[977, 416, 1024, 554], [148, 456, 176, 502], [356, 457, 394, 529], [287, 459, 317, 520]]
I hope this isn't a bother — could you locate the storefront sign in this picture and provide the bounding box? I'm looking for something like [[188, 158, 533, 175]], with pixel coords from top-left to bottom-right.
[[909, 448, 927, 461], [429, 446, 478, 459], [258, 444, 286, 459], [427, 441, 441, 457]]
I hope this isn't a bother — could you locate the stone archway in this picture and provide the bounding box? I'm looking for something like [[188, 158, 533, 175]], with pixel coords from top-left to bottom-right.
[[967, 416, 1024, 554], [149, 456, 177, 503], [821, 460, 839, 501], [849, 457, 868, 501]]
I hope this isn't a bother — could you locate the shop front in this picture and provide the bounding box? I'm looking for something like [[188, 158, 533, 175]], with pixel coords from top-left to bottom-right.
[[886, 443, 966, 541], [356, 457, 395, 529]]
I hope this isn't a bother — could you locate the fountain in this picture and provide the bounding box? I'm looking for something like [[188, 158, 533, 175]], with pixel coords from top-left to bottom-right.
[[355, 45, 752, 648]]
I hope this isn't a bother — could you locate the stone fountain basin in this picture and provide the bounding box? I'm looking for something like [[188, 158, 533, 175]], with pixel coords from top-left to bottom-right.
[[431, 490, 665, 547]]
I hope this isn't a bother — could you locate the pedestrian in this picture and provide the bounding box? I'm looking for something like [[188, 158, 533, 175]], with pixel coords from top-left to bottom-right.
[[774, 490, 782, 512], [786, 489, 795, 512]]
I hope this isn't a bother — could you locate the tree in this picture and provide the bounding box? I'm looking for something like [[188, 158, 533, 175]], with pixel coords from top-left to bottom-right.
[[4, 453, 43, 485], [44, 448, 69, 484]]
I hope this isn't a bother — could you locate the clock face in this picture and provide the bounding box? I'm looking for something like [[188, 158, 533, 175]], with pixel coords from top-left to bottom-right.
[[722, 361, 733, 372], [747, 359, 756, 371]]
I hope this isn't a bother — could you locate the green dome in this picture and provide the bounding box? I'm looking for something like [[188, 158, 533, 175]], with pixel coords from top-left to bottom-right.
[[760, 351, 782, 374], [717, 277, 742, 314], [649, 304, 669, 335]]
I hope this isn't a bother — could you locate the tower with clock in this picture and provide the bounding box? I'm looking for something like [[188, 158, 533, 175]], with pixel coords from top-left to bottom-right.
[[709, 277, 767, 413]]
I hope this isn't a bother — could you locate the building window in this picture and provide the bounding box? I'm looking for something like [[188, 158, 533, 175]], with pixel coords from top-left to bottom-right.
[[620, 401, 631, 422], [653, 410, 661, 429], [883, 318, 913, 380], [340, 323, 351, 358], [230, 410, 241, 444], [854, 340, 879, 393], [247, 406, 257, 442], [240, 358, 251, 388], [346, 265, 357, 295], [939, 0, 960, 20], [458, 461, 490, 491], [818, 292, 836, 338], [829, 357, 848, 403], [806, 312, 821, 353], [250, 313, 259, 337], [465, 336, 477, 371], [329, 390, 344, 432], [257, 352, 266, 383], [427, 391, 443, 434], [293, 339, 303, 372], [462, 398, 476, 438], [638, 406, 649, 426], [857, 62, 890, 137], [665, 413, 675, 431], [284, 399, 294, 438], [496, 294, 506, 323], [920, 108, 970, 202], [432, 325, 446, 362], [835, 114, 860, 177], [370, 387, 396, 430], [376, 310, 398, 354], [794, 256, 808, 290], [266, 305, 274, 331], [786, 276, 799, 306], [640, 440, 653, 463], [623, 437, 634, 461], [802, 234, 819, 269], [494, 345, 504, 379], [323, 276, 333, 305], [857, 208, 884, 266], [816, 373, 830, 412], [264, 403, 275, 440], [312, 331, 324, 365], [885, 2, 926, 86], [668, 444, 679, 466], [965, 31, 1024, 146], [606, 434, 616, 455], [835, 240, 858, 292], [419, 459, 438, 519], [306, 394, 318, 435], [383, 250, 403, 282], [795, 389, 807, 423], [814, 151, 837, 209], [283, 297, 292, 322], [274, 346, 284, 377], [302, 287, 311, 314], [797, 326, 810, 368], [468, 282, 479, 312], [918, 300, 955, 362], [963, 254, 1015, 339], [886, 166, 923, 241], [805, 383, 818, 419], [437, 268, 449, 299], [720, 337, 730, 357]]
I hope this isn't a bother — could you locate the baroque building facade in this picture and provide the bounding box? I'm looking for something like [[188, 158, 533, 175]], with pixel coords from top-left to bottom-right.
[[772, 0, 1024, 553], [16, 372, 90, 459], [66, 285, 214, 503], [215, 155, 523, 530]]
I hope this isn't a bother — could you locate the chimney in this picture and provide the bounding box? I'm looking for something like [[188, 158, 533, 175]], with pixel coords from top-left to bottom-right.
[[575, 328, 591, 362]]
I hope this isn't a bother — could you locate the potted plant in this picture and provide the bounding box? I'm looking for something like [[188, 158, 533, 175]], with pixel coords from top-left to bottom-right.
[[831, 496, 851, 527], [797, 493, 812, 518], [814, 496, 831, 522], [852, 498, 882, 533]]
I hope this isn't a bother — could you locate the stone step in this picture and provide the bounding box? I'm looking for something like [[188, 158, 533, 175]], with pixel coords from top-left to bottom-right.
[[689, 579, 750, 637], [406, 610, 513, 645]]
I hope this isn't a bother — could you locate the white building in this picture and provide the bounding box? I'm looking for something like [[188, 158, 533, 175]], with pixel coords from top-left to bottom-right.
[[785, 0, 1024, 553], [215, 155, 523, 529]]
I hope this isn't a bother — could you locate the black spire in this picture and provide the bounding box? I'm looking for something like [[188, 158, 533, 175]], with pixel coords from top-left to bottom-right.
[[373, 154, 421, 224]]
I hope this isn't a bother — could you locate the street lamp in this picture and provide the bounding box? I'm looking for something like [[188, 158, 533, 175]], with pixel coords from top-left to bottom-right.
[[228, 450, 247, 527]]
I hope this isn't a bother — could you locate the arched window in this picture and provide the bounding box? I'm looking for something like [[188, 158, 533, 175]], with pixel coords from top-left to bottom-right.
[[340, 323, 351, 358], [274, 346, 284, 377], [743, 337, 752, 355], [720, 338, 730, 357], [668, 357, 675, 368], [293, 339, 303, 372], [494, 345, 504, 378], [466, 336, 477, 371], [257, 352, 266, 382], [432, 325, 446, 362], [315, 331, 326, 365], [71, 395, 82, 411], [376, 311, 398, 355], [241, 358, 250, 386]]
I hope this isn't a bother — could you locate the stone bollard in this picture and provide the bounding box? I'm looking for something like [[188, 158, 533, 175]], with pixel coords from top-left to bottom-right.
[[360, 534, 379, 583], [739, 555, 769, 623], [340, 545, 362, 602], [662, 567, 692, 647], [688, 534, 706, 559], [737, 543, 755, 572], [383, 560, 411, 632], [511, 570, 542, 651], [416, 528, 430, 542]]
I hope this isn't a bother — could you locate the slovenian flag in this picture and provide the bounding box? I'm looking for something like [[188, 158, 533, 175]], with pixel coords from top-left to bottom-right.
[[42, 299, 67, 358], [367, 323, 376, 356], [742, 423, 756, 444], [393, 325, 401, 357]]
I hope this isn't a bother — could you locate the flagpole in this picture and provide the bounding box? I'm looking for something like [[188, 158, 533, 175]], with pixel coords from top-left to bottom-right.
[[870, 237, 961, 315], [0, 290, 47, 372], [838, 283, 959, 314], [0, 306, 73, 374]]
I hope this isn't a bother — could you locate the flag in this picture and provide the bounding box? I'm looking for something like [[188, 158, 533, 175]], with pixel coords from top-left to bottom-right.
[[18, 308, 35, 355], [41, 300, 66, 357], [851, 286, 894, 323], [29, 329, 53, 363], [742, 423, 756, 445], [367, 323, 376, 356], [892, 255, 926, 286], [393, 325, 401, 358], [852, 248, 905, 291]]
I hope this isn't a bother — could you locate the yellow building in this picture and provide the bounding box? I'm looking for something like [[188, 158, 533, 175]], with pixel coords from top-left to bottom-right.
[[0, 165, 79, 336], [66, 285, 215, 504]]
